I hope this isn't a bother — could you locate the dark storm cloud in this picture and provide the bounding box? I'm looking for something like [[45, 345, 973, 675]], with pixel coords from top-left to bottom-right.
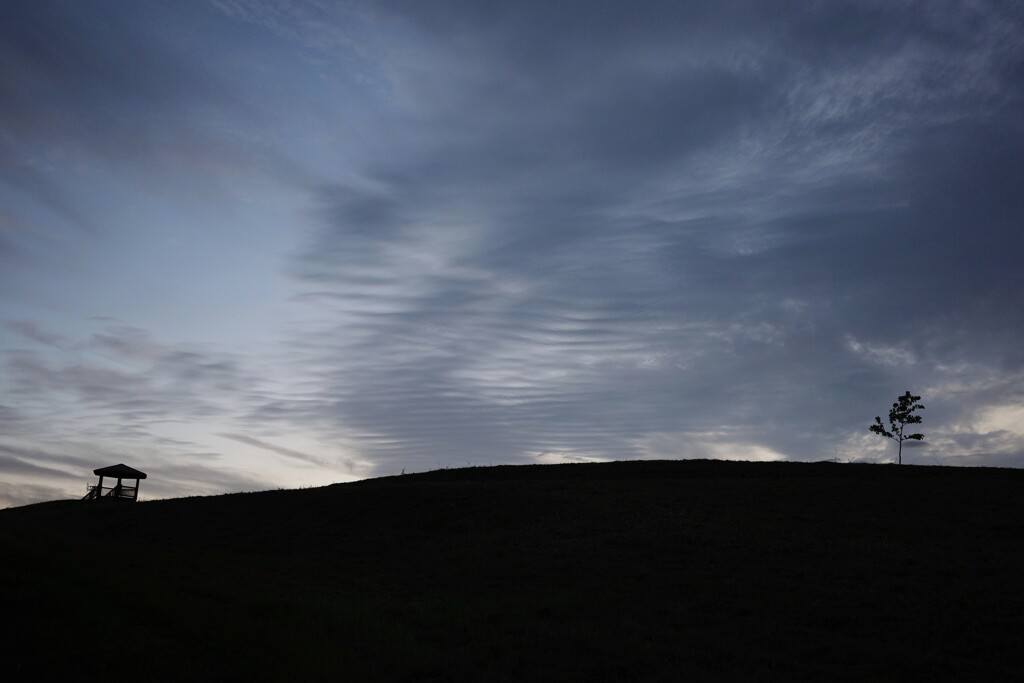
[[283, 0, 1024, 470]]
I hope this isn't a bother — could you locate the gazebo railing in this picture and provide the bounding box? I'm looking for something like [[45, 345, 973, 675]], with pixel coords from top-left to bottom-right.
[[82, 484, 138, 501]]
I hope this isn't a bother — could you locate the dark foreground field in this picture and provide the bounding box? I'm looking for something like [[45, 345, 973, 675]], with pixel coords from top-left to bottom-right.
[[2, 460, 1023, 681]]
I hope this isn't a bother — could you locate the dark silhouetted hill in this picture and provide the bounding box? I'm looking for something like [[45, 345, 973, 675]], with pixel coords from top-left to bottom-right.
[[2, 460, 1022, 681]]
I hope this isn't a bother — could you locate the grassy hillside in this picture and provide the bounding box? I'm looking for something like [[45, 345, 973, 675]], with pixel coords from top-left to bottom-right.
[[2, 460, 1023, 681]]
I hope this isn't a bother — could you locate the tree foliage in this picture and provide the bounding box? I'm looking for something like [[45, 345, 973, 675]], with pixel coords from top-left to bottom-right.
[[869, 391, 925, 465]]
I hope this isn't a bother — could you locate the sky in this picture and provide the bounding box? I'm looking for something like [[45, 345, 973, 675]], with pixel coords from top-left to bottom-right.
[[2, 0, 1023, 507]]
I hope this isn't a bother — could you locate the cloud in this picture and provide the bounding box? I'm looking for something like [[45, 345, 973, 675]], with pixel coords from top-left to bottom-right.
[[0, 1, 257, 164], [136, 460, 277, 500], [3, 324, 259, 434], [222, 0, 1017, 476], [268, 0, 1024, 473], [0, 481, 76, 508], [0, 0, 312, 283], [0, 450, 79, 480], [0, 319, 305, 501], [0, 402, 25, 429], [974, 405, 1024, 436], [4, 319, 65, 348], [218, 433, 328, 467], [636, 431, 789, 463], [0, 441, 104, 507]]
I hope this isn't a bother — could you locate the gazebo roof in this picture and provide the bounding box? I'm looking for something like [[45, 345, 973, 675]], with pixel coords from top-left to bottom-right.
[[93, 463, 147, 479]]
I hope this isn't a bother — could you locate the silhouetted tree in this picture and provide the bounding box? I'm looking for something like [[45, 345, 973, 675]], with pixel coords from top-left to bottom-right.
[[869, 391, 925, 465]]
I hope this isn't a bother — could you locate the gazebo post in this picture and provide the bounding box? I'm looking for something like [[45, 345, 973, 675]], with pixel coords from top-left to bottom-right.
[[96, 475, 104, 500]]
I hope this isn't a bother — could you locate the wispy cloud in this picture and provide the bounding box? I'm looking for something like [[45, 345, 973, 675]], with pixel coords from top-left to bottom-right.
[[218, 432, 328, 467], [4, 319, 66, 348], [0, 319, 356, 507]]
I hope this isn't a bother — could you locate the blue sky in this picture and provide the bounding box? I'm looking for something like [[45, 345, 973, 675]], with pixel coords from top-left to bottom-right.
[[2, 0, 1023, 507]]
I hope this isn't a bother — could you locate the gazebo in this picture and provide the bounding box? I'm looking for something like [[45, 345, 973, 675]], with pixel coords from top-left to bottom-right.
[[83, 464, 147, 502]]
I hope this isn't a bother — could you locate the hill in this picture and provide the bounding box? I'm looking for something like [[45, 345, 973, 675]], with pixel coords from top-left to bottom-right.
[[2, 460, 1023, 681]]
